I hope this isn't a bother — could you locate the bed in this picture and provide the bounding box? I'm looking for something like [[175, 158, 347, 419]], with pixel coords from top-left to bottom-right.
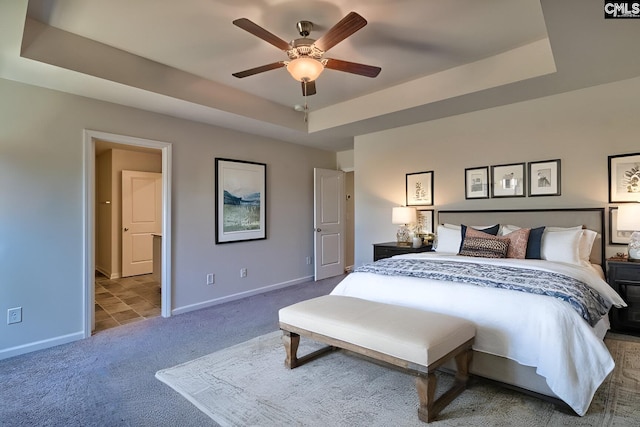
[[330, 208, 627, 416]]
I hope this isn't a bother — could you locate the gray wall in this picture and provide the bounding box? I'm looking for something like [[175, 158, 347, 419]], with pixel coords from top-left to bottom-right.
[[0, 78, 335, 358], [353, 76, 640, 267]]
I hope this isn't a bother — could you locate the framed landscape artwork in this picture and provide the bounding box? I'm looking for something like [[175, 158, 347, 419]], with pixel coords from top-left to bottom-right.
[[528, 159, 561, 197], [609, 152, 640, 203], [465, 166, 489, 199], [215, 158, 266, 243], [406, 171, 433, 206]]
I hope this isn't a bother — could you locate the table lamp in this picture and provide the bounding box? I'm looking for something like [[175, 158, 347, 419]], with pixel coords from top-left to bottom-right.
[[392, 206, 416, 246], [617, 203, 640, 262]]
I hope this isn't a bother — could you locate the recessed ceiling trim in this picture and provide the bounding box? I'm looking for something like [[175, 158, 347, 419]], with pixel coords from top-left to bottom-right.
[[308, 39, 556, 133]]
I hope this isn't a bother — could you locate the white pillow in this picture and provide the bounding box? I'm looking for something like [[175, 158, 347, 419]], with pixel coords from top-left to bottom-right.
[[540, 228, 583, 265], [579, 229, 598, 264], [434, 225, 462, 253], [444, 223, 498, 231], [545, 226, 598, 265], [500, 224, 521, 236]]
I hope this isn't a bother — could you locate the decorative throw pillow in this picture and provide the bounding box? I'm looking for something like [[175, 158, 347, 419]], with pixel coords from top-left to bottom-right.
[[459, 224, 500, 251], [502, 227, 531, 259], [525, 226, 546, 259], [501, 225, 545, 259], [459, 236, 510, 258]]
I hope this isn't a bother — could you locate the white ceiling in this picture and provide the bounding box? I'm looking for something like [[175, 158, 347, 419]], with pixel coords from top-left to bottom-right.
[[2, 1, 640, 151]]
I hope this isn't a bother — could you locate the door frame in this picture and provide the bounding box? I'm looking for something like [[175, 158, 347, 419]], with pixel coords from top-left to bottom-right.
[[83, 130, 173, 338]]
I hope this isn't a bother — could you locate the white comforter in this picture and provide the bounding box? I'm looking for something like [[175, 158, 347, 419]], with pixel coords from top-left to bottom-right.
[[330, 253, 626, 416]]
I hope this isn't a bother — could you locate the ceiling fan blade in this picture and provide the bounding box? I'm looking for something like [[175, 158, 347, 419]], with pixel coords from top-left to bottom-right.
[[232, 62, 286, 78], [233, 18, 291, 51], [314, 12, 367, 52], [324, 58, 381, 78], [302, 80, 317, 96]]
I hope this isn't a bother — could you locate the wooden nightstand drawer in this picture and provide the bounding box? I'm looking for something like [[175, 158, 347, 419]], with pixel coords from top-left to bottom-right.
[[373, 242, 433, 261], [611, 265, 640, 283]]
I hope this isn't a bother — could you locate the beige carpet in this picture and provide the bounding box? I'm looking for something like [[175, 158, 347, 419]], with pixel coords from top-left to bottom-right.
[[156, 332, 640, 426]]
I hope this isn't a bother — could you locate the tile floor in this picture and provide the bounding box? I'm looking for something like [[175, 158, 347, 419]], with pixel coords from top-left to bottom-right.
[[94, 273, 161, 333]]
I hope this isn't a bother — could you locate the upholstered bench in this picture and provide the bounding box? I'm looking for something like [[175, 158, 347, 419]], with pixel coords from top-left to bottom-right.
[[278, 295, 475, 423]]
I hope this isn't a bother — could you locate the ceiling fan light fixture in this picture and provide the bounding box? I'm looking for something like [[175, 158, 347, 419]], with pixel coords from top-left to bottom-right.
[[286, 57, 324, 82]]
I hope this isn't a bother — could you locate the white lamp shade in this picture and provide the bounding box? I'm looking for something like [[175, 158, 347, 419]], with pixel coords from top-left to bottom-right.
[[392, 206, 416, 225], [286, 58, 324, 82], [617, 204, 640, 231]]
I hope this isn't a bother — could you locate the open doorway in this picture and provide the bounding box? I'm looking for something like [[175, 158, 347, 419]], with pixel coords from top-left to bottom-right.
[[83, 130, 172, 338]]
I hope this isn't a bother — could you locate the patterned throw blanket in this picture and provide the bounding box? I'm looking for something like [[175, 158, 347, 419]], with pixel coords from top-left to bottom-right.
[[354, 258, 609, 326]]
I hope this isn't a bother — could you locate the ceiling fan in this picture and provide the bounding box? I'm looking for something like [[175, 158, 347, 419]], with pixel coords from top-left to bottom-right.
[[231, 12, 381, 96]]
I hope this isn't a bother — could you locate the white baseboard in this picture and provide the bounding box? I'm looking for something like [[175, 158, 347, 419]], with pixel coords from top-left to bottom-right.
[[171, 275, 314, 316], [95, 266, 120, 279], [0, 331, 84, 361]]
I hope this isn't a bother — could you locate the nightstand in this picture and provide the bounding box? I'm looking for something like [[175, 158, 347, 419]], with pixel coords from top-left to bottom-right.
[[373, 242, 433, 261], [606, 259, 640, 334]]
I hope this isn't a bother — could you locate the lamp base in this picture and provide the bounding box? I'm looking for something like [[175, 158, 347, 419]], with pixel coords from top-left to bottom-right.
[[396, 225, 411, 246], [628, 231, 640, 262]]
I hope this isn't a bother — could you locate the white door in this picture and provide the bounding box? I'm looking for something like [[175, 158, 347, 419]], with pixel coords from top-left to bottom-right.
[[122, 170, 162, 277], [314, 168, 345, 280]]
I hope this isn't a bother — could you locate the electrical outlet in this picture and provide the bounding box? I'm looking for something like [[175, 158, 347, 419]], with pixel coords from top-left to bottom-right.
[[7, 307, 22, 325], [306, 256, 312, 265], [240, 268, 247, 278], [206, 273, 215, 285]]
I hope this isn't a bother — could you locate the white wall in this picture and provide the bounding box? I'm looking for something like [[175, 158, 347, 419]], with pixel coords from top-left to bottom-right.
[[0, 78, 335, 358], [353, 76, 640, 267]]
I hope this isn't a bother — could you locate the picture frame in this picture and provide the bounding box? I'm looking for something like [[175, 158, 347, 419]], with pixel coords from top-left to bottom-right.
[[528, 159, 561, 197], [416, 209, 434, 235], [490, 162, 526, 198], [464, 166, 489, 199], [215, 158, 266, 244], [609, 207, 633, 245], [406, 171, 433, 206], [609, 152, 640, 203]]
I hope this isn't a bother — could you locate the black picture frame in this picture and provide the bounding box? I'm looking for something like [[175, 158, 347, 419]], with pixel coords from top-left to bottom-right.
[[416, 209, 434, 234], [528, 159, 561, 197], [490, 162, 526, 198], [406, 171, 434, 206], [215, 158, 267, 244], [608, 152, 640, 203], [465, 166, 489, 199]]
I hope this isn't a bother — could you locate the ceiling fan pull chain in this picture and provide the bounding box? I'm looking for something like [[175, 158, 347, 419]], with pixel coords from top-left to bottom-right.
[[303, 81, 309, 123]]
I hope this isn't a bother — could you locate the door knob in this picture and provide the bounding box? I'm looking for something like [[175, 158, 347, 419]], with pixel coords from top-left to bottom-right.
[[316, 228, 322, 232], [124, 228, 129, 232]]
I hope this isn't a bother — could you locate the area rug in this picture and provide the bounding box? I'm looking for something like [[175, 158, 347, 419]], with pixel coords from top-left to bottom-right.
[[156, 332, 640, 426]]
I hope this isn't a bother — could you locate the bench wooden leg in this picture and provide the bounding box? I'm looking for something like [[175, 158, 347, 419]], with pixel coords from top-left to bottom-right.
[[416, 348, 472, 423], [282, 331, 300, 369]]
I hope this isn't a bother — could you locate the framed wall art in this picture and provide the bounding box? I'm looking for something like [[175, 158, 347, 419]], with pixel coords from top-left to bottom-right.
[[406, 171, 433, 206], [528, 159, 561, 197], [416, 209, 434, 235], [609, 152, 640, 203], [491, 162, 526, 198], [215, 158, 266, 244], [609, 206, 634, 245], [465, 166, 489, 199]]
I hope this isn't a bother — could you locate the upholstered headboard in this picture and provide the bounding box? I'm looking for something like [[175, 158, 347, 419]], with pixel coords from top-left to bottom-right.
[[437, 208, 605, 266]]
